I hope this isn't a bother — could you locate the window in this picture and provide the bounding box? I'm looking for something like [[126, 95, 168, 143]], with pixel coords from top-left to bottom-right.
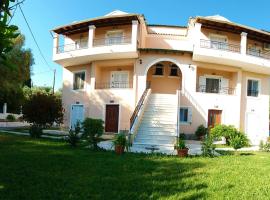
[[106, 31, 123, 45], [209, 34, 228, 50], [247, 79, 259, 97], [111, 71, 129, 88], [206, 78, 220, 93], [73, 71, 85, 90], [170, 64, 178, 76], [154, 64, 164, 75], [180, 107, 192, 124]]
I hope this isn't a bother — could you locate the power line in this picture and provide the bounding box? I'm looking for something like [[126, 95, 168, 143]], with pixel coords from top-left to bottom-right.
[[18, 4, 53, 71]]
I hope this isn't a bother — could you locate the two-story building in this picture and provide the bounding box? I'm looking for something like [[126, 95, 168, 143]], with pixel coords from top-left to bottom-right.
[[52, 10, 270, 148]]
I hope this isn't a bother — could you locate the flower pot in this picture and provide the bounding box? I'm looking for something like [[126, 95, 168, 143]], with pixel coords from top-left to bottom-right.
[[115, 145, 125, 155], [177, 148, 189, 157]]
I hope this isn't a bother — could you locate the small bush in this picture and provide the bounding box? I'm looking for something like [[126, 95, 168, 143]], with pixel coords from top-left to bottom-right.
[[259, 139, 270, 152], [6, 114, 16, 122], [29, 125, 42, 138], [210, 124, 237, 145], [201, 135, 216, 157], [67, 121, 81, 147], [82, 118, 104, 150], [195, 124, 208, 139], [230, 132, 249, 150]]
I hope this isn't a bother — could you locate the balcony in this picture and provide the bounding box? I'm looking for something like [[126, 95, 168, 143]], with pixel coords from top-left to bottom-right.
[[197, 85, 235, 95], [193, 39, 270, 74], [53, 21, 139, 67], [95, 81, 133, 89]]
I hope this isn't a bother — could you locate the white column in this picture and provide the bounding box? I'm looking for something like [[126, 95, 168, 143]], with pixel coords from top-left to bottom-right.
[[235, 70, 242, 129], [3, 103, 7, 114], [90, 62, 96, 90], [131, 20, 139, 49], [240, 32, 247, 55], [88, 25, 96, 48], [194, 22, 202, 47], [53, 33, 59, 55]]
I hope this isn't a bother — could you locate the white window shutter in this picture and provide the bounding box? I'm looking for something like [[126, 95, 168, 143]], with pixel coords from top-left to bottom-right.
[[199, 76, 206, 92], [188, 107, 192, 123], [220, 78, 229, 94]]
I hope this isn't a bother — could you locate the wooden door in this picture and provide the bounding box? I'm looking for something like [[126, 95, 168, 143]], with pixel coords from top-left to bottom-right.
[[208, 109, 222, 128], [105, 105, 119, 133]]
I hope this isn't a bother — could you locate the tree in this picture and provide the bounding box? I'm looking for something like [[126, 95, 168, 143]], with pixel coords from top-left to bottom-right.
[[0, 0, 19, 62], [0, 34, 34, 113], [22, 93, 63, 128]]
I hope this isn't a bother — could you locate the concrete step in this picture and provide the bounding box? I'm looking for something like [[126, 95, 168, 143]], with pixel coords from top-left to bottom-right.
[[132, 142, 175, 148], [135, 131, 176, 136], [135, 134, 176, 141]]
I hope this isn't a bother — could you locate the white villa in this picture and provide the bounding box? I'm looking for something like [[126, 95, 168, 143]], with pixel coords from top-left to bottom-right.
[[52, 10, 270, 147]]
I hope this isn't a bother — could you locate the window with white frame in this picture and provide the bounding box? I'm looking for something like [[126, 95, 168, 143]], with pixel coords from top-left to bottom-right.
[[73, 71, 85, 90], [110, 71, 129, 88], [154, 63, 164, 76], [106, 31, 124, 45], [198, 75, 229, 94], [180, 107, 192, 124], [247, 79, 259, 97]]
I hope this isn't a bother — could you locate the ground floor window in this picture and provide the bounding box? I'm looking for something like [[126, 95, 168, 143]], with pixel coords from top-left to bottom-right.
[[73, 71, 85, 90], [180, 107, 192, 124], [247, 79, 259, 97]]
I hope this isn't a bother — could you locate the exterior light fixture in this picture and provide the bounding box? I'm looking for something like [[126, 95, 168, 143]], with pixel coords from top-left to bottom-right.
[[139, 59, 142, 64]]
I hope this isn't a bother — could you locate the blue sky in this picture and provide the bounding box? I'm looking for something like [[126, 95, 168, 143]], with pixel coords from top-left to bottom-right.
[[11, 0, 270, 90]]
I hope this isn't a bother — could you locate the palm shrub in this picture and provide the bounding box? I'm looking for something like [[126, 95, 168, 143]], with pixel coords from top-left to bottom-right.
[[201, 135, 216, 157], [113, 133, 129, 150], [82, 118, 104, 150], [67, 121, 81, 147], [195, 124, 208, 139]]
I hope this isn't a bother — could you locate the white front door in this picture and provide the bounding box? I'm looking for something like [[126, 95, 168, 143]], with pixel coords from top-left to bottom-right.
[[245, 112, 261, 145], [70, 105, 84, 129]]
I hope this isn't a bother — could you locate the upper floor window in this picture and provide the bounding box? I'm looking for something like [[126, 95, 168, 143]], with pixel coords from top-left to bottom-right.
[[209, 34, 228, 50], [73, 71, 85, 90], [206, 78, 220, 93], [154, 64, 164, 76], [110, 71, 129, 88], [106, 31, 124, 45], [170, 64, 178, 76], [247, 79, 259, 97]]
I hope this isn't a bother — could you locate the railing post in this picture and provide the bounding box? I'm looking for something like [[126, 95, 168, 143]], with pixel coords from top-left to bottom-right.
[[240, 32, 247, 55], [53, 33, 59, 55], [88, 25, 96, 48], [194, 22, 202, 48], [131, 20, 139, 49]]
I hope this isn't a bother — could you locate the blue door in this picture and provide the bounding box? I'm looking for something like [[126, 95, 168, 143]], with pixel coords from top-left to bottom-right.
[[70, 105, 84, 129]]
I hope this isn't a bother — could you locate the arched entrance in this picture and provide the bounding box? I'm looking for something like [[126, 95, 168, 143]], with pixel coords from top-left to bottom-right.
[[146, 61, 182, 94]]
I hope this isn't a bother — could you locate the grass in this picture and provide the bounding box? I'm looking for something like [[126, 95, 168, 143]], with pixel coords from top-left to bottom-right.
[[1, 133, 270, 200]]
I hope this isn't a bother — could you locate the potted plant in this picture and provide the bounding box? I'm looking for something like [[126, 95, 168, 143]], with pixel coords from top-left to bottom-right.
[[175, 138, 189, 157], [113, 133, 128, 155]]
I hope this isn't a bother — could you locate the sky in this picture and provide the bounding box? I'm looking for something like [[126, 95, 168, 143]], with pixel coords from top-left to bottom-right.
[[11, 0, 270, 90]]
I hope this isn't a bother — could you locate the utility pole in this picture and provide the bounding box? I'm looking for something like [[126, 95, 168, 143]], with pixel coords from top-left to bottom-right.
[[52, 69, 56, 94]]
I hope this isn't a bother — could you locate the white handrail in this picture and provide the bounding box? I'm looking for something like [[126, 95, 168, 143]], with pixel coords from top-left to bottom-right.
[[176, 90, 181, 138]]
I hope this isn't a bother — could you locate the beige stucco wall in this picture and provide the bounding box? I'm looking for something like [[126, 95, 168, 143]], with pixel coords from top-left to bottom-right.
[[147, 61, 182, 94]]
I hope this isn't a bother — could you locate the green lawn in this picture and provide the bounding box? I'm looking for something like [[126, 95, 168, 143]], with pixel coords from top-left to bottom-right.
[[1, 133, 270, 200]]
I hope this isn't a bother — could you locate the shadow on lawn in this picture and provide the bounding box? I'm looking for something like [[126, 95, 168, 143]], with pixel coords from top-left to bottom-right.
[[0, 135, 209, 200]]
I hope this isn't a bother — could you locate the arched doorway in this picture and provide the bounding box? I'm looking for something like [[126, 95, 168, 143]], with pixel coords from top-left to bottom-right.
[[146, 61, 182, 94]]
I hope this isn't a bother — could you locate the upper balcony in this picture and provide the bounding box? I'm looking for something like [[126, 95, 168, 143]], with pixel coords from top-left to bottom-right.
[[192, 22, 270, 74], [52, 14, 140, 67]]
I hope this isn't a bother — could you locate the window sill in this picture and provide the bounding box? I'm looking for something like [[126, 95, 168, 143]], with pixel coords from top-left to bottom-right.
[[180, 122, 191, 125], [168, 75, 180, 79]]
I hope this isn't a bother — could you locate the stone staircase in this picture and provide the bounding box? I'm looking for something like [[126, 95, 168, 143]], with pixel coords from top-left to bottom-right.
[[132, 93, 178, 151]]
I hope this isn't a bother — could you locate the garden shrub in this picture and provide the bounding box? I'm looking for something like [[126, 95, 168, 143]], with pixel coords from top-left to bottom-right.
[[229, 132, 249, 150], [29, 124, 42, 138], [259, 138, 270, 152], [211, 124, 249, 148], [67, 121, 81, 147], [201, 135, 216, 157], [6, 114, 16, 122], [179, 133, 186, 140], [195, 124, 208, 139], [82, 118, 104, 150]]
